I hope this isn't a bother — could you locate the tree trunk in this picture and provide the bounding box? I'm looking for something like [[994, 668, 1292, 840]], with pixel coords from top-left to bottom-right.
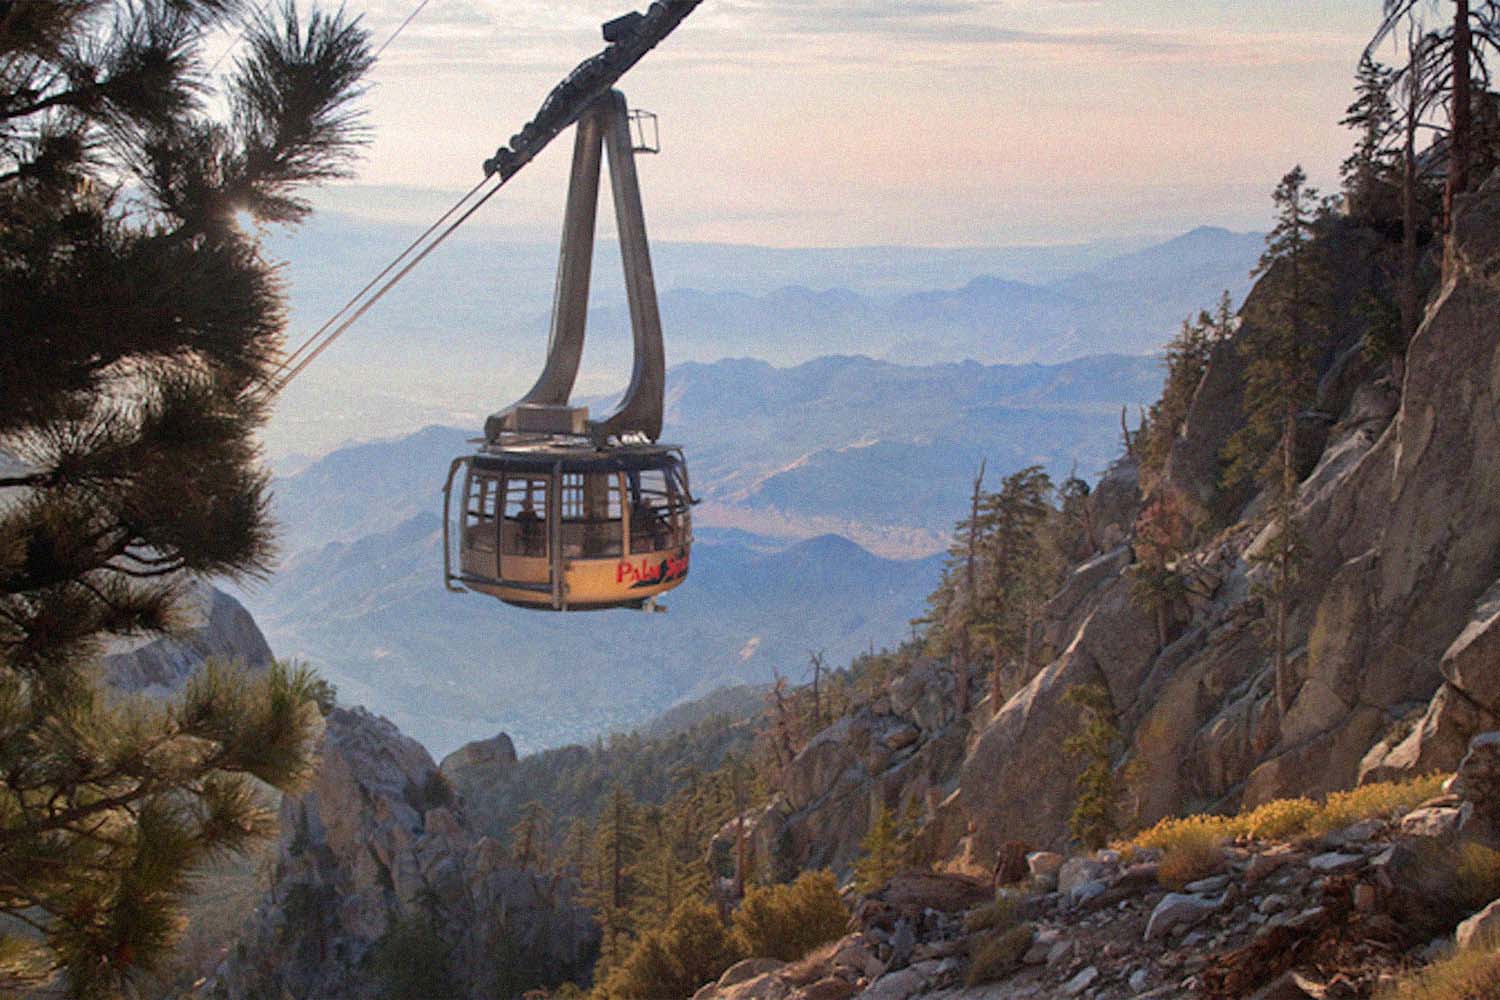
[[990, 650, 1004, 716], [1445, 0, 1473, 234], [1275, 407, 1296, 717], [1401, 30, 1420, 358]]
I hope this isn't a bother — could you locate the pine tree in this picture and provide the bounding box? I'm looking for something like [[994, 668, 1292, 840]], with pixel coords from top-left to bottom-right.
[[1223, 167, 1330, 717], [631, 805, 710, 933], [1062, 684, 1121, 850], [973, 466, 1058, 708], [1370, 1, 1500, 231], [511, 800, 552, 871], [1140, 293, 1232, 488], [1128, 491, 1193, 651], [0, 2, 370, 995], [582, 786, 644, 976], [1340, 54, 1400, 220], [853, 802, 904, 894]]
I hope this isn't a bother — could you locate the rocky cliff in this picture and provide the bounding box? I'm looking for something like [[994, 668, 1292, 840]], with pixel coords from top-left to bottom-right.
[[942, 173, 1500, 860], [207, 706, 596, 999]]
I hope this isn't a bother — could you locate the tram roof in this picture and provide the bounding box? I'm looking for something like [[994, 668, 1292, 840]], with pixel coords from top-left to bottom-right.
[[469, 441, 684, 476]]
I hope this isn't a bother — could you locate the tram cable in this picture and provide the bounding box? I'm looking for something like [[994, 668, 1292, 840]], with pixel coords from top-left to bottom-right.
[[268, 173, 504, 393], [266, 172, 493, 387]]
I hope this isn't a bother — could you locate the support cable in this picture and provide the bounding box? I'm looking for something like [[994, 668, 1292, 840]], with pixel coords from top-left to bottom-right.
[[268, 174, 505, 393], [267, 173, 491, 382]]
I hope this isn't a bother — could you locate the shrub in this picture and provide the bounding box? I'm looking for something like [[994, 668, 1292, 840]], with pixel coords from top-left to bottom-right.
[[1127, 773, 1450, 853], [599, 900, 740, 1000], [1306, 773, 1447, 835], [733, 870, 849, 961], [1132, 813, 1233, 853], [1156, 825, 1226, 890], [965, 922, 1035, 986], [1456, 841, 1500, 912], [1236, 797, 1319, 841], [1377, 945, 1500, 1000], [964, 892, 1023, 935]]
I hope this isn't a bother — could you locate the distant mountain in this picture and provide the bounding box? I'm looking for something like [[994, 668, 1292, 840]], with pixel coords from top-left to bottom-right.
[[238, 517, 942, 756], [258, 224, 1257, 458]]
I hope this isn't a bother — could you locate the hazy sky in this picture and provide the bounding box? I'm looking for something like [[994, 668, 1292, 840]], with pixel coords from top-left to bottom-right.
[[234, 1, 1386, 247]]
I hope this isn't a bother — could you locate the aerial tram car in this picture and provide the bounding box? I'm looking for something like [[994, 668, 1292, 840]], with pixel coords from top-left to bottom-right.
[[267, 4, 702, 611], [440, 14, 698, 611]]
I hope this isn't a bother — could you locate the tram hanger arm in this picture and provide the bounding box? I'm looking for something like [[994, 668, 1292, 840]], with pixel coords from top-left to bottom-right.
[[482, 1, 701, 183]]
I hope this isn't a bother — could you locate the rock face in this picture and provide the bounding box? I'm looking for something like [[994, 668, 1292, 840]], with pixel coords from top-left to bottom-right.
[[947, 175, 1500, 854], [209, 707, 595, 999], [746, 659, 969, 878], [103, 583, 272, 694]]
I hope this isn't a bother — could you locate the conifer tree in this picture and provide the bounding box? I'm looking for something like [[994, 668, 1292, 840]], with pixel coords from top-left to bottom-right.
[[974, 466, 1058, 707], [1140, 292, 1233, 489], [1056, 467, 1095, 560], [582, 786, 644, 975], [511, 800, 552, 871], [1224, 167, 1330, 717], [0, 2, 370, 995], [1340, 54, 1400, 220], [631, 805, 709, 933], [854, 802, 904, 894], [1062, 683, 1122, 850], [1370, 1, 1500, 230]]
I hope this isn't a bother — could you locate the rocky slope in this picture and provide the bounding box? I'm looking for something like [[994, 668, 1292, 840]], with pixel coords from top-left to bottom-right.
[[206, 706, 596, 999], [694, 733, 1500, 1000]]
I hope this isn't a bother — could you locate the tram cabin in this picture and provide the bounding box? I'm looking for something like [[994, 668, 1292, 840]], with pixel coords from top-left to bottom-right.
[[445, 443, 691, 610]]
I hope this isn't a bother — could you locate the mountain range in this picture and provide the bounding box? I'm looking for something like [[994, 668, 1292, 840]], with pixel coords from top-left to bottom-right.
[[259, 224, 1258, 458]]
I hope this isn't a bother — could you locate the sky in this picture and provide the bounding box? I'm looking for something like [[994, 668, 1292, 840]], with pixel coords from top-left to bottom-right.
[[221, 0, 1387, 249]]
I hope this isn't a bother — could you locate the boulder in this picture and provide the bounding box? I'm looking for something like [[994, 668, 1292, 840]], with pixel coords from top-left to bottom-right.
[[1144, 892, 1223, 941], [1057, 857, 1111, 895], [439, 731, 517, 780], [1064, 966, 1100, 996], [103, 584, 272, 694], [1453, 731, 1500, 843], [1027, 851, 1065, 879], [792, 977, 855, 1000], [1456, 899, 1500, 951], [720, 959, 788, 990]]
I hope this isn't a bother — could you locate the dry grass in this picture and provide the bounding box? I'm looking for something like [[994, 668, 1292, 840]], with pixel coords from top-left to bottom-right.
[[1237, 797, 1320, 841], [1127, 774, 1451, 857], [1156, 824, 1226, 890], [1456, 841, 1500, 912], [965, 892, 1022, 935], [1377, 945, 1500, 1000], [966, 922, 1035, 987]]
